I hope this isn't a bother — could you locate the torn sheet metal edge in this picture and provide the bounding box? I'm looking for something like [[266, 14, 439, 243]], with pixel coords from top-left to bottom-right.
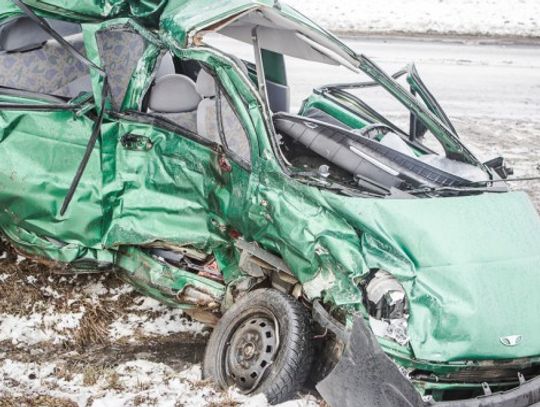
[[317, 315, 540, 407], [316, 315, 424, 407]]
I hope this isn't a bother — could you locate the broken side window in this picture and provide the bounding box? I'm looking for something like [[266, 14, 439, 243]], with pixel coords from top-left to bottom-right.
[[141, 54, 201, 135], [142, 57, 252, 166], [196, 67, 252, 164], [96, 28, 147, 110], [217, 88, 251, 165]]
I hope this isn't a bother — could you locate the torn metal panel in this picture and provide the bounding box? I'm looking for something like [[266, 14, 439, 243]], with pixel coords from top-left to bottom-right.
[[1, 2, 540, 405], [0, 96, 104, 247], [317, 315, 424, 407], [1, 223, 114, 269], [116, 246, 225, 309], [324, 190, 540, 362], [0, 0, 166, 25]]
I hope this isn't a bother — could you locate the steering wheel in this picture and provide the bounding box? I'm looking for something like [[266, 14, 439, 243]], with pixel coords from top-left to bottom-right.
[[354, 123, 394, 140]]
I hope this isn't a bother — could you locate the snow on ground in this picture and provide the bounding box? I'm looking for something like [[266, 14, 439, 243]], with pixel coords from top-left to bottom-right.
[[108, 304, 205, 342], [0, 357, 320, 407], [294, 0, 540, 39], [0, 253, 322, 407]]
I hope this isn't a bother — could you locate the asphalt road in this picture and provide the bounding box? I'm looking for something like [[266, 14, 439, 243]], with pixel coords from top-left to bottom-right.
[[293, 37, 540, 119], [213, 35, 540, 119]]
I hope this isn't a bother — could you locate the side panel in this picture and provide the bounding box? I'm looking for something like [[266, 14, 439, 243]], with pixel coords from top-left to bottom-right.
[[0, 98, 103, 248], [100, 116, 230, 252]]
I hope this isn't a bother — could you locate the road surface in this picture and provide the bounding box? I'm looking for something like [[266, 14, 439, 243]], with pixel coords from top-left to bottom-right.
[[212, 35, 540, 118], [290, 37, 540, 119]]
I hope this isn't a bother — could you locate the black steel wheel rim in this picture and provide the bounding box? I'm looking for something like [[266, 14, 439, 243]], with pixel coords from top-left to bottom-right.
[[223, 312, 279, 392]]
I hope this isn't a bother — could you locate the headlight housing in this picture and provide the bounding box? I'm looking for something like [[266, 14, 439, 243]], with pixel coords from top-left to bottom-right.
[[364, 270, 409, 346]]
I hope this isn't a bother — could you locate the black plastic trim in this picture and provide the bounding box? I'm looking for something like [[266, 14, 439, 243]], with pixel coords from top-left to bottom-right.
[[432, 377, 540, 407]]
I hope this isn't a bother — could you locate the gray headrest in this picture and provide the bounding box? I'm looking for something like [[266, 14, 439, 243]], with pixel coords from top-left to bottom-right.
[[155, 53, 175, 79], [196, 69, 216, 98], [0, 17, 81, 52], [148, 74, 201, 113]]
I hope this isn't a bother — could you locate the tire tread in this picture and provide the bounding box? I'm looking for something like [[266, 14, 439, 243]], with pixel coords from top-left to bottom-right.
[[203, 289, 314, 405]]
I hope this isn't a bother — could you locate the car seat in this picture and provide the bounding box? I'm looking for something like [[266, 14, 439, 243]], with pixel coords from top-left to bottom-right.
[[147, 74, 201, 133]]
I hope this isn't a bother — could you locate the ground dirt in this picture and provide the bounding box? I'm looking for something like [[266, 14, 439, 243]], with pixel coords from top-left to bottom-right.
[[0, 244, 320, 407]]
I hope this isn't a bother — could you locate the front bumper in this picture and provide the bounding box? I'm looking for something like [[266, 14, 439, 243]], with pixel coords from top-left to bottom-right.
[[432, 377, 540, 407], [313, 306, 540, 407]]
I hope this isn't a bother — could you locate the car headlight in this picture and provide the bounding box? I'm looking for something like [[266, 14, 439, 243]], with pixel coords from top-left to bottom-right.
[[364, 270, 410, 346]]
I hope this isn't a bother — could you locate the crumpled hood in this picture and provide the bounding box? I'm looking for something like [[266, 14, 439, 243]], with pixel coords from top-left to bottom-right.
[[330, 191, 540, 362]]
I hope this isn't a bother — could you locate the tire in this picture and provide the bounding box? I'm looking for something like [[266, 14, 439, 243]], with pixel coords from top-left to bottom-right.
[[203, 288, 314, 405]]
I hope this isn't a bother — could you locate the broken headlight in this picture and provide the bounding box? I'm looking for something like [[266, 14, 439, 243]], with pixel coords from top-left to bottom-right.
[[364, 270, 410, 346]]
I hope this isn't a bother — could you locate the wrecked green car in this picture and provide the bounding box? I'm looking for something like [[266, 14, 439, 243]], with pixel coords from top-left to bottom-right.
[[1, 1, 540, 406]]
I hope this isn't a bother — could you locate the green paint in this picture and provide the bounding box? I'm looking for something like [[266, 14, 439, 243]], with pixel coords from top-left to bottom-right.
[[1, 1, 540, 399]]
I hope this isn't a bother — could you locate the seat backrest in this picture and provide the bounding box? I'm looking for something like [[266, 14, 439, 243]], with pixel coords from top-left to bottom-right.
[[56, 74, 93, 98], [196, 69, 219, 142], [0, 33, 88, 97], [155, 53, 176, 79], [195, 68, 250, 160], [148, 74, 201, 113], [195, 68, 216, 99], [96, 30, 146, 109]]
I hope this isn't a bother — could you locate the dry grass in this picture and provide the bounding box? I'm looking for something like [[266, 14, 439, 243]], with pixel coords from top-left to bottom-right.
[[74, 303, 115, 347], [207, 396, 240, 407], [105, 371, 124, 391], [0, 395, 77, 407], [0, 238, 143, 352], [82, 365, 100, 386], [53, 362, 75, 382], [190, 378, 218, 391], [133, 395, 158, 406]]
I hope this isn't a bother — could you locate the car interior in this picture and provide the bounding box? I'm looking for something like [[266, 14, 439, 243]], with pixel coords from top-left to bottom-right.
[[196, 8, 491, 193], [143, 54, 251, 163], [0, 13, 489, 194], [0, 17, 144, 102], [0, 17, 89, 99], [0, 17, 252, 164]]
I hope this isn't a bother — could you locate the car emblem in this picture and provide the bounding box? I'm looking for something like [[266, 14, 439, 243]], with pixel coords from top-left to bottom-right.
[[500, 335, 522, 347]]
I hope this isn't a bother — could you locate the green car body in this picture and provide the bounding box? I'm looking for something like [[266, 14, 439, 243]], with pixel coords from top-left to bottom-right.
[[1, 1, 540, 405]]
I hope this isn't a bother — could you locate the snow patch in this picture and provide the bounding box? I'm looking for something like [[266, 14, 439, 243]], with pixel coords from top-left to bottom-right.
[[0, 358, 319, 407], [128, 296, 166, 312], [82, 281, 109, 297], [0, 311, 84, 346], [294, 0, 540, 38]]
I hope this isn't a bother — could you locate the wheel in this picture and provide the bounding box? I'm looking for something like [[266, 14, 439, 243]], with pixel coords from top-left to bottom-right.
[[203, 288, 314, 404]]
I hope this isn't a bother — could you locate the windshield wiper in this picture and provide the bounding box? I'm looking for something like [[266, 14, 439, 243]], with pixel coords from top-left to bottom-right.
[[409, 175, 540, 195], [468, 176, 540, 185], [289, 172, 388, 198], [410, 187, 506, 196]]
